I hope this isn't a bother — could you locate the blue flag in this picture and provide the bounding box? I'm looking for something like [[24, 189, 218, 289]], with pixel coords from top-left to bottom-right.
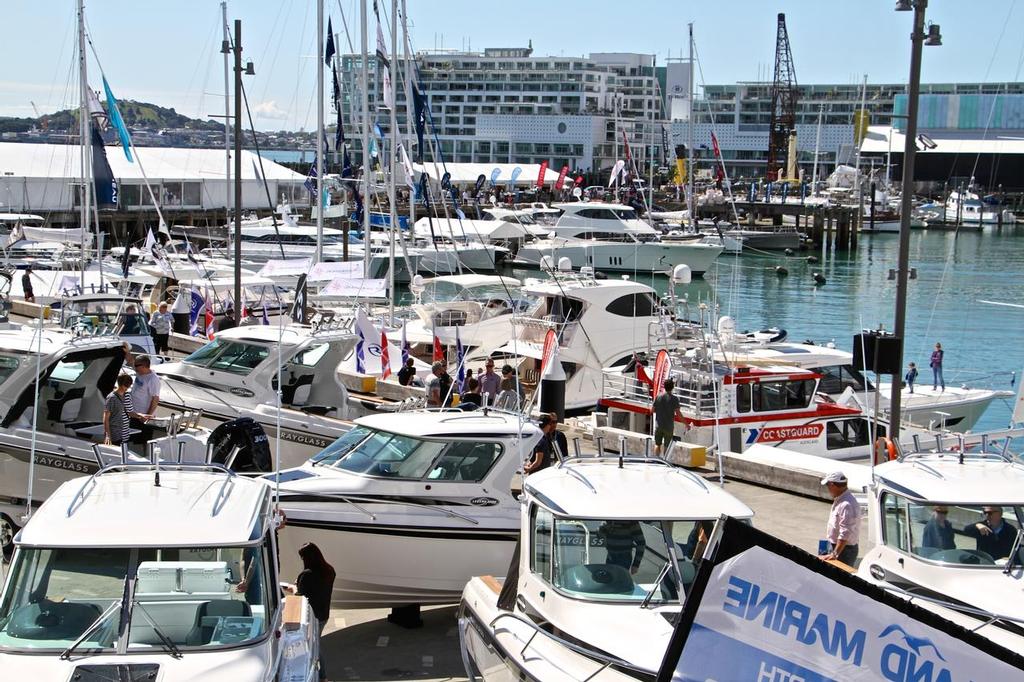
[[489, 167, 501, 186], [355, 326, 366, 374], [455, 326, 465, 389], [401, 321, 410, 365], [509, 166, 522, 187], [102, 76, 133, 162], [188, 290, 204, 336], [261, 303, 270, 325]]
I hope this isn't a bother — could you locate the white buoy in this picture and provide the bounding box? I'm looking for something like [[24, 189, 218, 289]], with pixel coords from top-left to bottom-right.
[[557, 257, 572, 272], [671, 263, 692, 285]]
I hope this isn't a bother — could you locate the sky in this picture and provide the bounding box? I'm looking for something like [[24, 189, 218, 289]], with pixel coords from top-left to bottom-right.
[[2, 0, 1023, 132]]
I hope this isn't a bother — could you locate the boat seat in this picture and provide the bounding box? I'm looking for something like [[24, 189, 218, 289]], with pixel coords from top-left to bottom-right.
[[282, 374, 315, 405], [301, 405, 334, 416], [46, 386, 86, 423], [561, 563, 634, 595], [185, 599, 252, 646]]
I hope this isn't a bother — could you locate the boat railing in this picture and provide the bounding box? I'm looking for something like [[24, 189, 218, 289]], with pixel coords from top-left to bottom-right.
[[487, 611, 658, 678], [601, 370, 719, 418], [509, 315, 578, 345]]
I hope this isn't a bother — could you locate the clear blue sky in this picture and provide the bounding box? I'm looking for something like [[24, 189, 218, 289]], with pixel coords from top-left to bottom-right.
[[2, 0, 1022, 131]]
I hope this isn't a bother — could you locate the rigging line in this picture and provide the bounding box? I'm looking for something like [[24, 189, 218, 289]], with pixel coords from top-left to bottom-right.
[[238, 77, 287, 260], [968, 0, 1018, 182], [256, 0, 293, 104], [336, 0, 357, 53]]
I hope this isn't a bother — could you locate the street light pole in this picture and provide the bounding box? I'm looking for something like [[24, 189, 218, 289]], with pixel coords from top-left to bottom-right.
[[889, 0, 929, 440]]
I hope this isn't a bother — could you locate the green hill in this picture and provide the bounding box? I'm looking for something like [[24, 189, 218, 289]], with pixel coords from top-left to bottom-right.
[[0, 99, 222, 134]]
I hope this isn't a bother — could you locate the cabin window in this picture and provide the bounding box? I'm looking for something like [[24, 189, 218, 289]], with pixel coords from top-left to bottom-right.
[[735, 384, 751, 412], [0, 355, 18, 386], [749, 379, 815, 412], [50, 358, 89, 384], [531, 506, 553, 581], [425, 441, 502, 481], [311, 425, 373, 465], [825, 418, 870, 450], [612, 209, 637, 220], [183, 339, 270, 376], [881, 493, 911, 552], [292, 343, 330, 367], [817, 365, 869, 394], [604, 293, 655, 318]]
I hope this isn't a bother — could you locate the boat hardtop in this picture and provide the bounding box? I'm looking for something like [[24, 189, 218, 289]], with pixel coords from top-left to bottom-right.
[[345, 409, 540, 441], [523, 458, 754, 521], [872, 451, 1024, 505], [17, 466, 272, 549]]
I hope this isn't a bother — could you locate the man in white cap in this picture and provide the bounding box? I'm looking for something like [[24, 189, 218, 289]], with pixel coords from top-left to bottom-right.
[[819, 471, 860, 566]]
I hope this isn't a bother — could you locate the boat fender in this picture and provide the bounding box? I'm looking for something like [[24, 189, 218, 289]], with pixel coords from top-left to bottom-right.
[[806, 255, 819, 264], [784, 248, 794, 256], [775, 266, 788, 277], [873, 437, 897, 465], [812, 272, 826, 286]]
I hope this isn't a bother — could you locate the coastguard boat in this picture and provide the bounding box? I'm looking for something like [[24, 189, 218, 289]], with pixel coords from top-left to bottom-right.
[[458, 456, 753, 680], [0, 463, 320, 680]]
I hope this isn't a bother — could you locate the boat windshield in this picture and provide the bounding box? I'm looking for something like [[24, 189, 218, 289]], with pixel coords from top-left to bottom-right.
[[64, 301, 150, 336], [0, 543, 273, 652], [531, 508, 717, 604], [183, 339, 270, 376], [883, 495, 1024, 568], [0, 354, 19, 387]]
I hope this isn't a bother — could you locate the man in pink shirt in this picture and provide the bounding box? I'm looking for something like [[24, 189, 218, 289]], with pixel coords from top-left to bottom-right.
[[819, 471, 861, 566]]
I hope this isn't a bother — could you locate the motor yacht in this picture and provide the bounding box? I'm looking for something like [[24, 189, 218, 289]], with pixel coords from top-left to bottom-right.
[[154, 321, 358, 468], [458, 456, 754, 681], [0, 462, 319, 680], [513, 202, 722, 276], [274, 409, 542, 609], [857, 435, 1024, 652]]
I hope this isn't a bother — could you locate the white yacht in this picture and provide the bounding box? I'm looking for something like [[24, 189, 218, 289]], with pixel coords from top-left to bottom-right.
[[458, 457, 754, 681], [857, 437, 1024, 652], [490, 271, 688, 412], [0, 463, 319, 680], [274, 409, 542, 608], [154, 322, 358, 468], [514, 202, 722, 276], [941, 189, 1014, 226]]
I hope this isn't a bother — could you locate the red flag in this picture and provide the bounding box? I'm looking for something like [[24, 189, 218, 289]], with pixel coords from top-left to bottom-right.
[[711, 132, 721, 159], [652, 349, 672, 397], [536, 160, 549, 189], [574, 176, 584, 186], [204, 296, 215, 340], [381, 331, 391, 379], [622, 130, 632, 162], [433, 335, 444, 362], [540, 328, 557, 376], [636, 362, 654, 388], [554, 164, 570, 190]]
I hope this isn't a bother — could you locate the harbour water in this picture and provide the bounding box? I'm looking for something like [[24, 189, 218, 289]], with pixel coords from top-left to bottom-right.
[[501, 226, 1024, 432]]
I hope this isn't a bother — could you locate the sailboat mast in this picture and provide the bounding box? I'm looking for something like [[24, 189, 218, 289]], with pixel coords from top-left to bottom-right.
[[387, 0, 398, 322], [315, 0, 325, 264], [360, 0, 371, 280], [402, 0, 415, 230], [687, 24, 695, 232], [222, 2, 231, 237], [77, 0, 91, 289]]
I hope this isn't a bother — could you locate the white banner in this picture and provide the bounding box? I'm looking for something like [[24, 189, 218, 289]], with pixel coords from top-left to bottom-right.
[[257, 258, 313, 278], [319, 277, 387, 299], [667, 544, 1021, 681], [308, 260, 364, 282], [608, 159, 625, 187]]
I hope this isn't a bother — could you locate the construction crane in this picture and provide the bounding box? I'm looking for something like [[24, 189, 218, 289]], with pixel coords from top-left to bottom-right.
[[766, 13, 797, 182], [30, 101, 47, 130]]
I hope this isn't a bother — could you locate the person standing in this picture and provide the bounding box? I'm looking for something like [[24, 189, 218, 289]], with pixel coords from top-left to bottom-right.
[[291, 543, 336, 682], [819, 471, 860, 566], [548, 411, 568, 460], [427, 361, 453, 407], [149, 301, 173, 356], [524, 414, 557, 474], [598, 520, 646, 575], [21, 266, 34, 303], [904, 362, 918, 394], [653, 379, 683, 457], [219, 307, 238, 331], [459, 377, 482, 409], [129, 355, 161, 443], [929, 342, 944, 391], [477, 359, 501, 404], [103, 374, 147, 446]]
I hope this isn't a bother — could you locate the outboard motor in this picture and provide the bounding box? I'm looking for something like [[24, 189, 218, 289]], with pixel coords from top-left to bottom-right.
[[208, 417, 272, 472]]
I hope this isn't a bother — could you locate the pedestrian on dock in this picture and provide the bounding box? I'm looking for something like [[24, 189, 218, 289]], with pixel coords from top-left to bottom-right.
[[149, 301, 173, 355], [21, 266, 34, 303], [397, 357, 416, 386], [904, 362, 918, 394], [428, 361, 453, 408], [288, 542, 335, 682], [653, 379, 683, 458], [929, 342, 944, 391], [819, 471, 860, 566], [478, 359, 501, 403]]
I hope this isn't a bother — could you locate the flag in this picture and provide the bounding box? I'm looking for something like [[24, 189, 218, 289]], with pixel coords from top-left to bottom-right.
[[433, 335, 444, 362], [401, 320, 410, 364], [711, 132, 721, 158], [455, 326, 465, 389], [89, 119, 117, 209], [608, 160, 625, 187], [473, 173, 486, 197], [102, 76, 133, 163], [324, 17, 336, 65], [636, 362, 654, 388], [86, 87, 109, 130], [381, 331, 391, 379], [205, 294, 215, 340], [398, 143, 415, 188], [509, 166, 523, 187], [355, 325, 366, 374], [189, 290, 204, 336], [119, 236, 133, 278], [536, 160, 548, 188], [291, 273, 308, 323], [304, 162, 318, 196], [489, 167, 501, 186], [412, 84, 427, 162], [622, 130, 632, 162], [375, 12, 393, 110], [554, 164, 569, 190], [331, 62, 345, 155]]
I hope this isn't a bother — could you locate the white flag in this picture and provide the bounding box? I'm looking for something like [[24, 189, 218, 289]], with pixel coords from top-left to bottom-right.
[[398, 144, 415, 188], [608, 159, 626, 187]]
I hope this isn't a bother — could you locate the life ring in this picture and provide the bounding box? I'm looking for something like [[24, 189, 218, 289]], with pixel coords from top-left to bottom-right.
[[873, 437, 897, 465]]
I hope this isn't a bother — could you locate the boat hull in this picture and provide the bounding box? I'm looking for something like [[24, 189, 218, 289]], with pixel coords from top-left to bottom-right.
[[514, 241, 721, 276]]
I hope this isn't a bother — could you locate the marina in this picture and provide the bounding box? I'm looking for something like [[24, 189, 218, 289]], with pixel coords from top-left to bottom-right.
[[2, 0, 1024, 680]]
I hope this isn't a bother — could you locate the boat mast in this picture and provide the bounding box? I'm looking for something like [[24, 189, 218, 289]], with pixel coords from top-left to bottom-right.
[[222, 2, 231, 246], [360, 0, 371, 280], [402, 0, 415, 231], [387, 0, 398, 322], [315, 0, 325, 264], [77, 0, 91, 289], [687, 24, 695, 232], [854, 74, 867, 214]]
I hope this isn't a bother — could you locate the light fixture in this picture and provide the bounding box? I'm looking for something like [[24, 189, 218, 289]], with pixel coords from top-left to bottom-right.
[[925, 23, 942, 46], [245, 61, 256, 76], [895, 0, 912, 10]]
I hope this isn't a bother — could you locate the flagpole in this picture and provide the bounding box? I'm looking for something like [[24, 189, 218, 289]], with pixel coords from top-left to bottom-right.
[[387, 0, 399, 323], [222, 2, 231, 252], [315, 0, 325, 264], [360, 0, 371, 280], [77, 0, 91, 291]]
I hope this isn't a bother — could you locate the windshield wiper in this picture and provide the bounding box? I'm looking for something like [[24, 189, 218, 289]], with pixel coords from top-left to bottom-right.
[[640, 561, 674, 609], [59, 598, 122, 660], [1004, 527, 1024, 575], [131, 600, 183, 659]]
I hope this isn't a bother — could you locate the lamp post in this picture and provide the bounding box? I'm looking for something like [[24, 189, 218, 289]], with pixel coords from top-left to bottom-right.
[[889, 0, 941, 440]]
